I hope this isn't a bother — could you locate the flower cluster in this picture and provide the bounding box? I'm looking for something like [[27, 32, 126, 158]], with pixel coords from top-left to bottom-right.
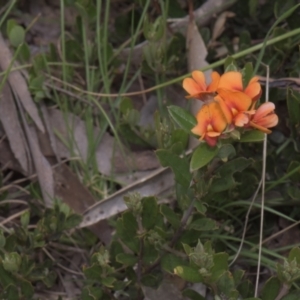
[[183, 70, 278, 147]]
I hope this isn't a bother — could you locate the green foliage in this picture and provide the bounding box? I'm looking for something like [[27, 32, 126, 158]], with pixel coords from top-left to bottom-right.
[[2, 0, 300, 299], [0, 200, 81, 299]]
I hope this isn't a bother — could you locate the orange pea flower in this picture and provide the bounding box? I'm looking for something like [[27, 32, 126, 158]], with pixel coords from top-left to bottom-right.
[[249, 102, 278, 133], [216, 90, 254, 127], [217, 71, 262, 101], [191, 101, 228, 147], [183, 71, 220, 101]]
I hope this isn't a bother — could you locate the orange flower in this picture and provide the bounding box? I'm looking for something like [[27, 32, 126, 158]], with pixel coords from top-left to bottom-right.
[[183, 71, 220, 101], [249, 102, 278, 133], [217, 71, 262, 101], [191, 101, 228, 147], [216, 90, 254, 127]]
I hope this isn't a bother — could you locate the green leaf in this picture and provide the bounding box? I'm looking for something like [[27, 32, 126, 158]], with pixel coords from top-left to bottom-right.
[[81, 285, 103, 300], [0, 265, 15, 288], [142, 197, 158, 230], [5, 284, 19, 299], [141, 273, 163, 288], [233, 269, 244, 286], [211, 253, 229, 281], [182, 288, 205, 300], [174, 265, 203, 283], [217, 144, 236, 162], [20, 278, 34, 298], [8, 25, 25, 47], [122, 211, 138, 233], [217, 157, 251, 177], [288, 247, 300, 263], [190, 143, 218, 171], [101, 276, 116, 288], [238, 279, 255, 298], [116, 212, 140, 253], [120, 97, 133, 113], [194, 202, 207, 215], [83, 264, 102, 281], [281, 290, 300, 300], [287, 88, 300, 125], [216, 271, 238, 297], [161, 254, 188, 273], [240, 130, 265, 142], [156, 149, 192, 189], [224, 56, 238, 72], [189, 218, 218, 231], [170, 129, 189, 154], [261, 276, 281, 300], [160, 204, 180, 229], [64, 214, 82, 229], [0, 230, 6, 248], [6, 19, 18, 36], [210, 176, 236, 193], [116, 253, 138, 266], [20, 210, 30, 228], [3, 252, 21, 273], [143, 243, 159, 265], [42, 270, 57, 288], [168, 105, 197, 133], [242, 62, 254, 88]]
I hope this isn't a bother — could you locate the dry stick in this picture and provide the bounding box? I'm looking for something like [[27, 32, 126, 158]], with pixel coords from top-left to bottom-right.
[[254, 65, 270, 297]]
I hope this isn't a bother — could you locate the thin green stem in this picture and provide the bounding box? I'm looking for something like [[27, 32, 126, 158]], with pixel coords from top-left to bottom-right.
[[0, 0, 16, 28], [60, 0, 67, 87]]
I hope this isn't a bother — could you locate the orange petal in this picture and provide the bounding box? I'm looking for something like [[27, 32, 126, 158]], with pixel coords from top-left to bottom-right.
[[255, 114, 278, 128], [215, 95, 233, 124], [183, 78, 201, 95], [217, 89, 252, 112], [234, 113, 249, 127], [207, 131, 221, 137], [218, 71, 243, 91], [207, 71, 220, 92], [191, 71, 206, 90], [252, 102, 275, 121], [245, 78, 261, 101]]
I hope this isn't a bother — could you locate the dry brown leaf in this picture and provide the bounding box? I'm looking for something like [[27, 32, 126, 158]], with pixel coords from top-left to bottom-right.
[[0, 83, 31, 174], [0, 138, 23, 173], [27, 125, 54, 207], [211, 11, 236, 44], [0, 33, 45, 133], [40, 102, 60, 162], [79, 166, 174, 228]]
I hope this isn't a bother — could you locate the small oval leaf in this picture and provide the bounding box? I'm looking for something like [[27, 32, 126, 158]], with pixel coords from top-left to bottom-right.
[[190, 143, 218, 171], [168, 105, 197, 133]]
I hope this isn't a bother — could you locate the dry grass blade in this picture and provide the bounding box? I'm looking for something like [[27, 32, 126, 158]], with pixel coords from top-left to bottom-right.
[[0, 33, 45, 133], [0, 83, 31, 174]]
